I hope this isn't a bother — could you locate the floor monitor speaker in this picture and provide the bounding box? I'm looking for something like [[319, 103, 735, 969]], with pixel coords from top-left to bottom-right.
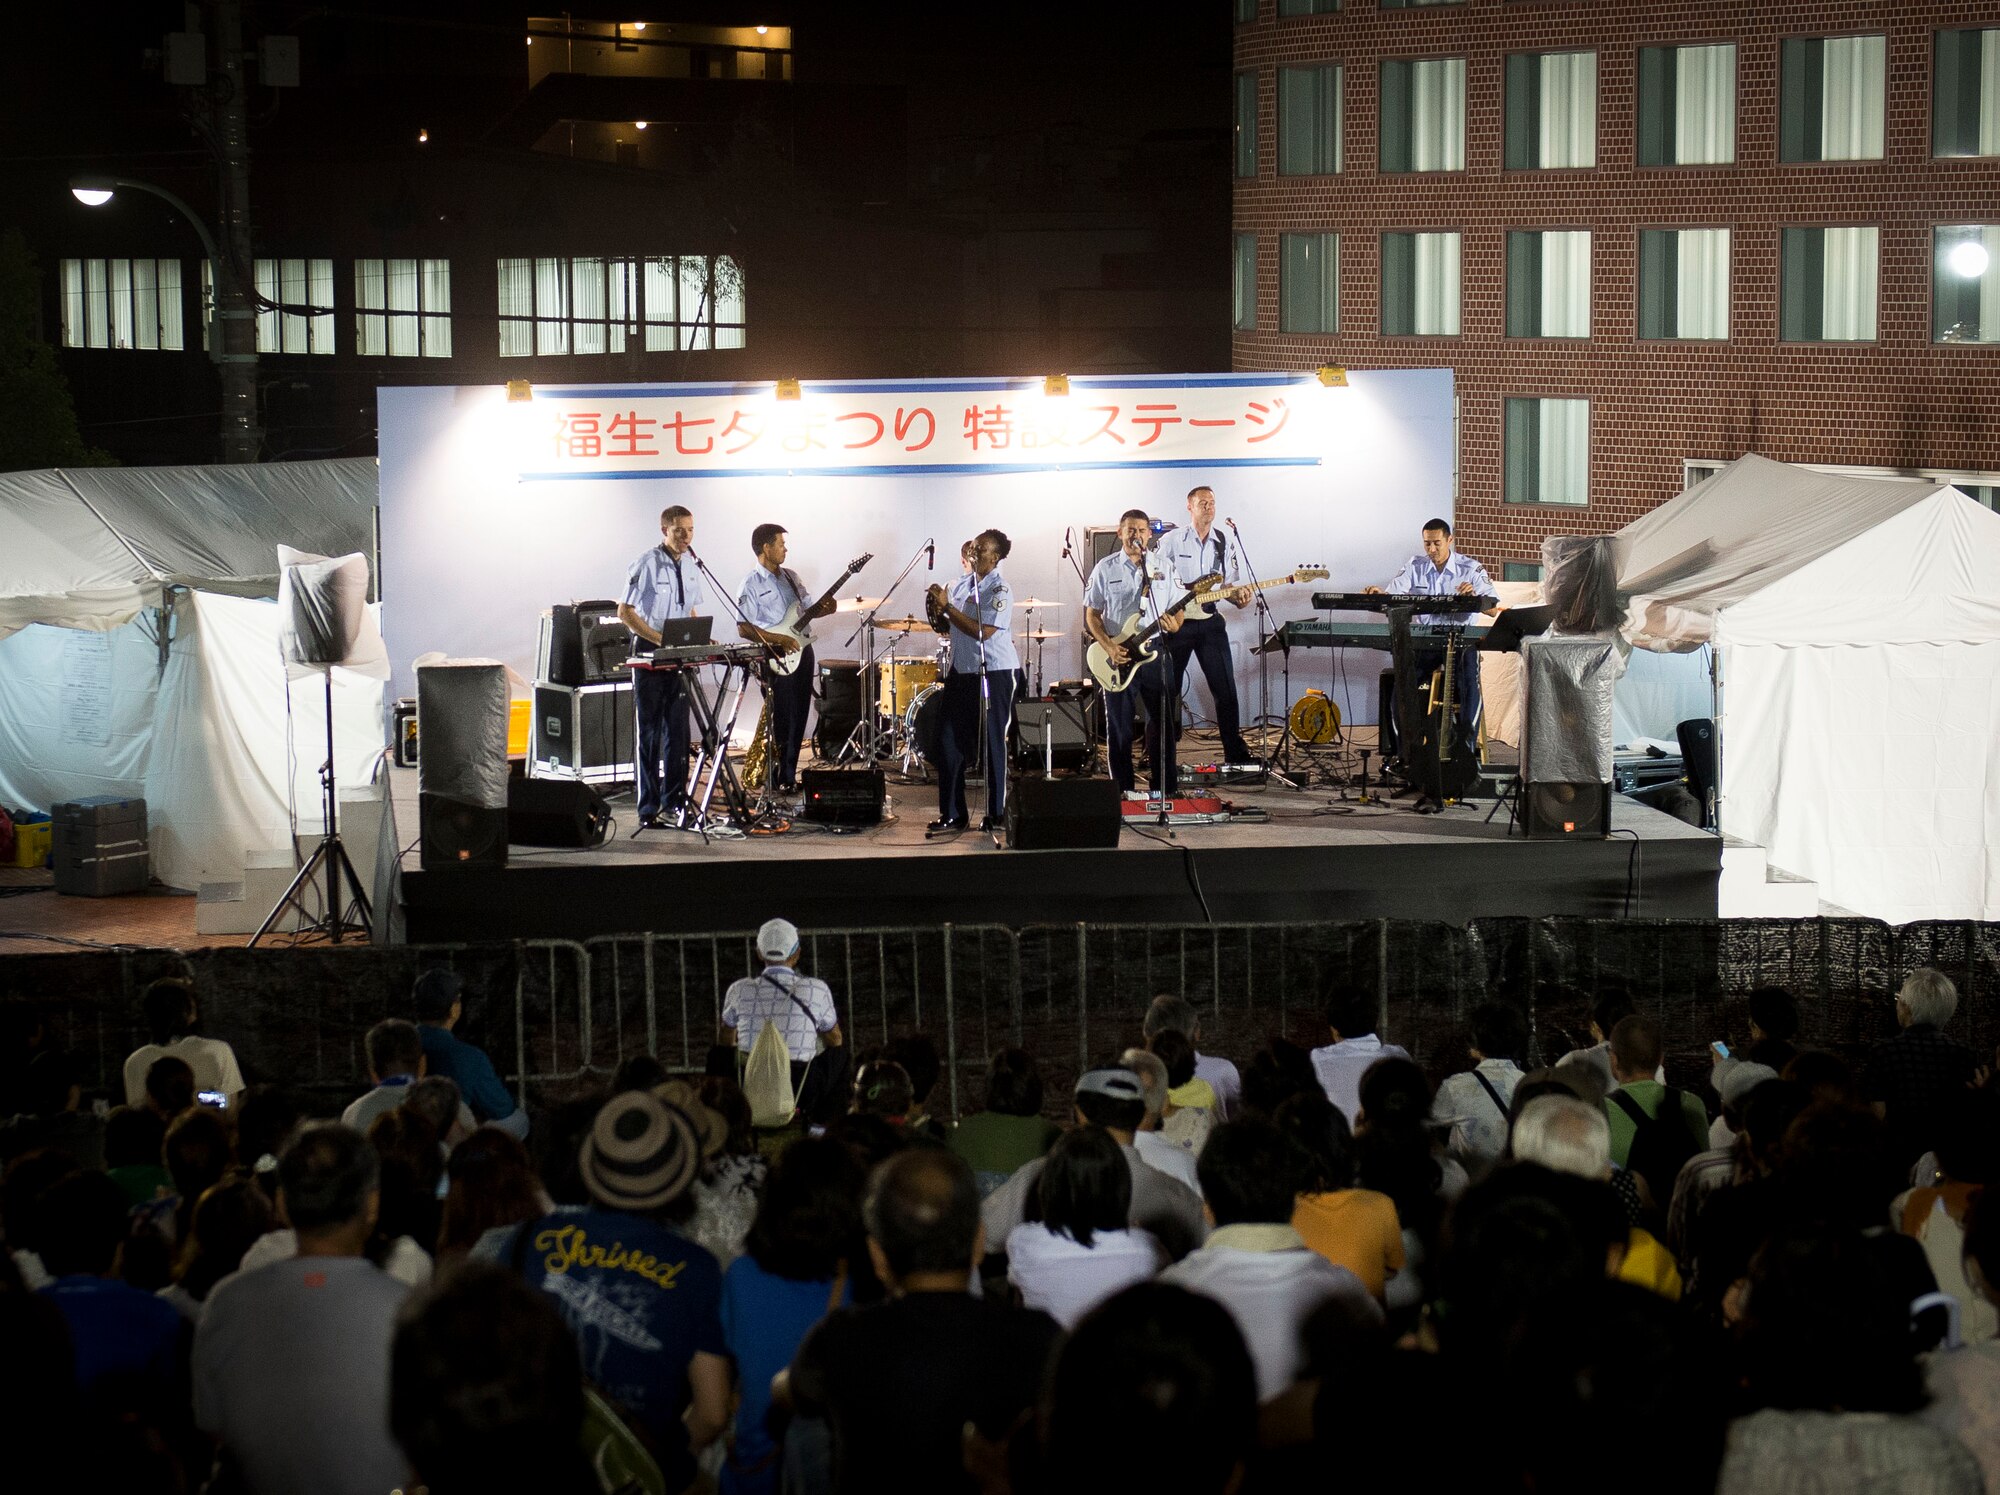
[[1522, 781, 1612, 840], [800, 767, 885, 826], [1006, 775, 1122, 849], [507, 777, 612, 848]]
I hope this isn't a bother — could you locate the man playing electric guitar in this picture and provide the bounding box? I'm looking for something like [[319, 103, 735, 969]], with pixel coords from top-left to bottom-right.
[[1084, 510, 1185, 793], [737, 523, 840, 795]]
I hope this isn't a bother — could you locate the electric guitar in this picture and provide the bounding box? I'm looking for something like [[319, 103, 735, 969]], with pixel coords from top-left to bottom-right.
[[1085, 572, 1223, 693], [764, 553, 872, 676], [1181, 565, 1331, 621]]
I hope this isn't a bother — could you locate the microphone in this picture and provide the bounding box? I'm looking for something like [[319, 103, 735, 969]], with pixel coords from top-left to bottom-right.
[[926, 541, 935, 570], [1225, 517, 1240, 531]]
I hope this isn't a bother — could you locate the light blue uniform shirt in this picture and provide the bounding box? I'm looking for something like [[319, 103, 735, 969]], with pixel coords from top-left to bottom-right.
[[1159, 523, 1248, 593], [738, 565, 814, 636], [623, 545, 706, 628], [947, 570, 1018, 673], [1385, 548, 1495, 611], [1083, 551, 1169, 634]]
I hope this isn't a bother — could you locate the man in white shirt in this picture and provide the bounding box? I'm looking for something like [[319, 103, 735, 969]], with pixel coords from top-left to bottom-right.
[[1144, 993, 1241, 1120], [1161, 1118, 1378, 1402], [1118, 1048, 1203, 1194], [720, 918, 846, 1122], [983, 1069, 1206, 1262], [1430, 1003, 1530, 1174], [123, 977, 245, 1110], [1311, 988, 1412, 1125], [1157, 485, 1256, 765]]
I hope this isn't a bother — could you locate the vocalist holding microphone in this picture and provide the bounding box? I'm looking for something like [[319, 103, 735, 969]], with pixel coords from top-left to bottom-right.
[[1157, 484, 1255, 765]]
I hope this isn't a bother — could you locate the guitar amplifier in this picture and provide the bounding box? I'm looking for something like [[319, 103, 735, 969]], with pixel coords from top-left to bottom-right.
[[537, 601, 626, 687], [800, 767, 885, 826], [1011, 697, 1094, 772], [530, 680, 634, 785]]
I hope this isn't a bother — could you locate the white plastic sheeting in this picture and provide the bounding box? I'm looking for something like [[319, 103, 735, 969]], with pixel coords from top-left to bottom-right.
[[1613, 455, 2000, 922]]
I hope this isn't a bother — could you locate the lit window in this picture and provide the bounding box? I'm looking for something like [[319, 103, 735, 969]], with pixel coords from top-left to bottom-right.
[[1505, 52, 1596, 169], [1279, 233, 1337, 334], [1935, 29, 2000, 157], [1380, 58, 1466, 172], [354, 259, 452, 357], [1638, 229, 1730, 340], [1506, 231, 1591, 338], [1780, 227, 1878, 342], [1235, 72, 1258, 178], [1933, 226, 2000, 343], [1233, 234, 1258, 332], [1780, 35, 1885, 162], [497, 255, 746, 358], [1637, 44, 1736, 166], [59, 259, 184, 351], [1278, 0, 1337, 15], [1278, 66, 1342, 175], [1505, 398, 1589, 507], [1380, 232, 1460, 336], [203, 259, 334, 353], [1502, 562, 1544, 583]]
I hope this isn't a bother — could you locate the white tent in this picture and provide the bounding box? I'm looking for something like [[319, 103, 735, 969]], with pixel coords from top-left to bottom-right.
[[1616, 454, 2000, 923], [0, 460, 383, 892]]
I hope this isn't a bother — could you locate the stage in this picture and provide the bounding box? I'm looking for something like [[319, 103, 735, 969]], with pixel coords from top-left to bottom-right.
[[390, 745, 1721, 942]]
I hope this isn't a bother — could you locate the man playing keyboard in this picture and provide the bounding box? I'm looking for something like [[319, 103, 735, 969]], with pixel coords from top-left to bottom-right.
[[1365, 517, 1496, 786]]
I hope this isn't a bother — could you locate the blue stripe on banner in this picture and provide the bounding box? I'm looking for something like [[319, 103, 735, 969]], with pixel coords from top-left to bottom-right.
[[532, 372, 1314, 400], [515, 456, 1322, 482]]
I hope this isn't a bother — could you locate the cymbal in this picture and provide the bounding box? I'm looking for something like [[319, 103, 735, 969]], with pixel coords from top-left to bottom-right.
[[1015, 598, 1064, 610], [1019, 629, 1066, 640], [874, 616, 938, 633], [834, 595, 888, 612]]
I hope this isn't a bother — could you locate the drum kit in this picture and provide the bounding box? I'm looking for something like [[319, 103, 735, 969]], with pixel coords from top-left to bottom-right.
[[819, 599, 1067, 772]]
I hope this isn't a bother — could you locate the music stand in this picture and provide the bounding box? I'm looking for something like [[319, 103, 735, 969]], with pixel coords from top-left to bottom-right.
[[251, 547, 389, 946]]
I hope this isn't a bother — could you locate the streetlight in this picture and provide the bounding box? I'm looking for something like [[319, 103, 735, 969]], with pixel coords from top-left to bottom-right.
[[68, 173, 260, 463]]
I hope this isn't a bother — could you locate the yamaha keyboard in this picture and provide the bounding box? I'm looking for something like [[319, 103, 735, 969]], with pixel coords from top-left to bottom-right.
[[636, 642, 764, 669], [1309, 592, 1497, 613], [1255, 618, 1506, 654]]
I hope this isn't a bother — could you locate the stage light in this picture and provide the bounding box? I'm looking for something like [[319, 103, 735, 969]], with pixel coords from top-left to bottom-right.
[[1315, 366, 1348, 388], [775, 378, 803, 401], [1043, 374, 1070, 397], [507, 379, 534, 403], [1948, 240, 1990, 280]]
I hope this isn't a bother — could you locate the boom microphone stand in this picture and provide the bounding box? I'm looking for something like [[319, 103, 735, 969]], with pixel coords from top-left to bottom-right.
[[1224, 517, 1284, 756], [839, 538, 933, 765]]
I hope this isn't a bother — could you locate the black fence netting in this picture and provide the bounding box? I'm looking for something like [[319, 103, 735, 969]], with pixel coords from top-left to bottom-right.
[[4, 918, 1994, 1120]]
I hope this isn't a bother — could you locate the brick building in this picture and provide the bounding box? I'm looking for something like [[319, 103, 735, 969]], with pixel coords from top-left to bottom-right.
[[1230, 0, 2000, 575]]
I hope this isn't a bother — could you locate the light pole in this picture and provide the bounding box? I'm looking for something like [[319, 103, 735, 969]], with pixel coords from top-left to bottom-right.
[[69, 173, 261, 463]]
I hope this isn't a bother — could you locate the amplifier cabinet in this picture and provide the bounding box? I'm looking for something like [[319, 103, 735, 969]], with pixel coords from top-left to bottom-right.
[[529, 680, 635, 785]]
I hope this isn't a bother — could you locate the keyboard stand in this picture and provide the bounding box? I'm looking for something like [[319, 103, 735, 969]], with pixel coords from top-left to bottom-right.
[[679, 661, 756, 831]]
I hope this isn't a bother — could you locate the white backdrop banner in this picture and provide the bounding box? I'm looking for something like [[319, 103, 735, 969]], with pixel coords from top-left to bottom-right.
[[378, 370, 1456, 730], [521, 377, 1321, 480]]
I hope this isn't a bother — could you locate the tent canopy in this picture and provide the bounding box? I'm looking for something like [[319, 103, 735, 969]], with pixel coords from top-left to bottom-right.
[[0, 458, 376, 637]]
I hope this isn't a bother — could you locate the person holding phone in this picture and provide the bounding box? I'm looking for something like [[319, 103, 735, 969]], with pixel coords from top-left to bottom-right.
[[122, 978, 245, 1113]]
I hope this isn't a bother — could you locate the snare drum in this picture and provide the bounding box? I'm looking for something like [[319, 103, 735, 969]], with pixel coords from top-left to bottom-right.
[[879, 656, 939, 717]]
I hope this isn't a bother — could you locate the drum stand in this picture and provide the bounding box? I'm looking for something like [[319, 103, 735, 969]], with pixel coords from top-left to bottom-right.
[[835, 538, 934, 766]]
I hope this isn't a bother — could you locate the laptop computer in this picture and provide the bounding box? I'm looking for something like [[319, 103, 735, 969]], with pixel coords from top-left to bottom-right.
[[655, 616, 714, 648]]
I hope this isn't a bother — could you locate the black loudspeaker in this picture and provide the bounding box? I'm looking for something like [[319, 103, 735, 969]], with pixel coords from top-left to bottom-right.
[[507, 777, 612, 847], [1006, 775, 1122, 849], [1011, 697, 1093, 771], [1523, 781, 1613, 840], [420, 794, 508, 867], [800, 767, 885, 826], [537, 601, 625, 687], [814, 660, 867, 758], [1676, 717, 1718, 822]]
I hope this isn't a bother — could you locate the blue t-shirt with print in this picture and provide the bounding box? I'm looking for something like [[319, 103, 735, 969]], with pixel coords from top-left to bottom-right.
[[510, 1208, 725, 1489]]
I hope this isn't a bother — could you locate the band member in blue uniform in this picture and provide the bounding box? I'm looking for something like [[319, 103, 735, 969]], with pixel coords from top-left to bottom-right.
[[736, 523, 835, 795], [1158, 485, 1255, 765], [619, 505, 705, 826], [925, 529, 1019, 832], [1084, 509, 1182, 793], [1365, 516, 1496, 738]]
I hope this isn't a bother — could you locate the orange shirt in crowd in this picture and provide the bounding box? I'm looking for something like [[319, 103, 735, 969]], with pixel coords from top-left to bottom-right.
[[1291, 1188, 1404, 1300]]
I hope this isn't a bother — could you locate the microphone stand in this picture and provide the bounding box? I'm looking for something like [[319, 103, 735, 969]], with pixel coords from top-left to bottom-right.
[[1224, 518, 1284, 764], [839, 538, 933, 766], [1147, 563, 1178, 835]]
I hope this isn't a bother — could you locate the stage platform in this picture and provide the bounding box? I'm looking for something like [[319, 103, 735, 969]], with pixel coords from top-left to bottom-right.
[[390, 756, 1720, 942]]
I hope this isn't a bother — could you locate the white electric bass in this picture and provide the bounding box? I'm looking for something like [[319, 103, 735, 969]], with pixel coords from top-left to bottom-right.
[[1180, 565, 1330, 621], [764, 552, 872, 676], [1085, 571, 1222, 693]]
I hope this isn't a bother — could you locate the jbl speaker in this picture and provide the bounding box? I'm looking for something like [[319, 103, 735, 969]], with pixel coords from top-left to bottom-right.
[[800, 767, 884, 826], [507, 777, 612, 848], [1677, 717, 1717, 824], [1006, 775, 1122, 849], [1523, 781, 1613, 839], [1011, 697, 1093, 771], [418, 661, 510, 869]]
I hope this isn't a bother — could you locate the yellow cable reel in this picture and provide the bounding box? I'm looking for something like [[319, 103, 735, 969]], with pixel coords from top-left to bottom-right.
[[1287, 688, 1341, 744]]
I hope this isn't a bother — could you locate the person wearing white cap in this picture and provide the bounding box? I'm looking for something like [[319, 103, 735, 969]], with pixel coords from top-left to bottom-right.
[[721, 918, 846, 1122]]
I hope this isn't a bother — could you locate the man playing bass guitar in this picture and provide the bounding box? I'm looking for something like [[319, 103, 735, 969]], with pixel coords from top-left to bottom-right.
[[1084, 510, 1183, 793], [736, 523, 838, 795]]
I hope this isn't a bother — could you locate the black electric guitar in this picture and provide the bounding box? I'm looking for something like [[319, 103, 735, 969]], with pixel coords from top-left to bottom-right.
[[764, 553, 872, 677], [1084, 572, 1223, 693]]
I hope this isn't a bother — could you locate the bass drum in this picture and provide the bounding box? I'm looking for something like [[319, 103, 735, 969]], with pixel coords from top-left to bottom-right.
[[903, 683, 948, 766]]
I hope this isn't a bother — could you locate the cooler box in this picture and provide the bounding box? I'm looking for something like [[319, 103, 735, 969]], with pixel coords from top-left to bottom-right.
[[10, 816, 53, 868], [50, 795, 151, 896]]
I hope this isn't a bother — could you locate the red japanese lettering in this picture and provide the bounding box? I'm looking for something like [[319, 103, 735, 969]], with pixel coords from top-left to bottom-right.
[[1243, 397, 1290, 443], [836, 411, 885, 450], [606, 411, 660, 457], [963, 404, 1014, 452], [718, 411, 764, 455], [660, 410, 714, 456], [780, 413, 829, 454], [555, 411, 602, 459], [1129, 402, 1183, 447], [894, 406, 935, 452], [1077, 406, 1126, 446]]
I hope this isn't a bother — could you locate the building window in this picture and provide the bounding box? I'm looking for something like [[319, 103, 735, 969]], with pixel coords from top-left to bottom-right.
[[1638, 229, 1730, 340], [1278, 66, 1342, 175], [1235, 0, 1257, 21], [496, 254, 746, 357], [1279, 233, 1337, 334], [1381, 232, 1460, 336], [1637, 44, 1736, 166], [1506, 231, 1590, 338], [1780, 35, 1886, 162], [1234, 72, 1258, 178], [1936, 30, 2000, 157], [1502, 562, 1543, 583], [1934, 226, 2000, 343], [1505, 52, 1596, 169], [1962, 484, 2000, 513], [1381, 0, 1464, 8], [1505, 398, 1589, 507], [203, 258, 335, 354], [1380, 58, 1466, 173], [1277, 0, 1336, 13], [354, 259, 452, 358], [1780, 227, 1878, 342], [1233, 234, 1258, 331], [59, 258, 183, 351]]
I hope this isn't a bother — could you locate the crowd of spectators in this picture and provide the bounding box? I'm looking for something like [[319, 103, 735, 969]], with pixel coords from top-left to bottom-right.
[[1, 942, 1998, 1495]]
